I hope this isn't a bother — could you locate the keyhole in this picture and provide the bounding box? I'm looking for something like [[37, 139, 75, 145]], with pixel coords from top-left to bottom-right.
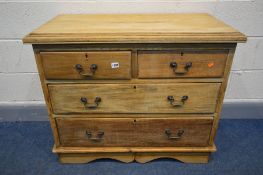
[[133, 85, 137, 89], [134, 119, 137, 123], [85, 53, 88, 60], [181, 52, 184, 56]]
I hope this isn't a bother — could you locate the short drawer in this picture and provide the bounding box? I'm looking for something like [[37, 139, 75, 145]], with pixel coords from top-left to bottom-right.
[[40, 51, 131, 79], [49, 83, 220, 114], [56, 117, 213, 147], [138, 50, 228, 78]]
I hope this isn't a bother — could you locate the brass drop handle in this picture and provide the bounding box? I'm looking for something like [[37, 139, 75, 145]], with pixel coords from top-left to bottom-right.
[[86, 130, 104, 141], [170, 61, 192, 74], [167, 95, 188, 107], [165, 129, 184, 140], [80, 96, 101, 109], [75, 64, 98, 77]]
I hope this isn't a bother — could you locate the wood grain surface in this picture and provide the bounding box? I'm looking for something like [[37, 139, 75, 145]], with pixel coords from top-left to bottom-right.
[[53, 144, 217, 153], [58, 152, 210, 163], [25, 14, 244, 163], [58, 153, 134, 163], [135, 152, 210, 163], [138, 50, 228, 78], [48, 83, 220, 114], [56, 117, 212, 147], [41, 51, 131, 79], [23, 14, 246, 44]]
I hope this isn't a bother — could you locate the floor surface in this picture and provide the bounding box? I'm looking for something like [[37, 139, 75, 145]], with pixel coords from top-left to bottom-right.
[[0, 119, 263, 175]]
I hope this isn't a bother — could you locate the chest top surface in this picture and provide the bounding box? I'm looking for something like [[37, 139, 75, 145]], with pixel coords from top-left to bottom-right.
[[23, 13, 246, 44]]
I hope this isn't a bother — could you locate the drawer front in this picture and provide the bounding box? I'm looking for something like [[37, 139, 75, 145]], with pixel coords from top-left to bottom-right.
[[41, 51, 131, 79], [57, 118, 134, 147], [56, 117, 213, 147], [136, 117, 212, 147], [49, 83, 220, 114], [138, 50, 228, 78]]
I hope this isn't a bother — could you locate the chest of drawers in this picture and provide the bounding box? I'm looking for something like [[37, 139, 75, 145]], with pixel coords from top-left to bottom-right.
[[23, 14, 246, 163]]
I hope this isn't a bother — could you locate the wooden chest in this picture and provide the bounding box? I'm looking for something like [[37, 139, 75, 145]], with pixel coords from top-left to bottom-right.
[[23, 14, 246, 163]]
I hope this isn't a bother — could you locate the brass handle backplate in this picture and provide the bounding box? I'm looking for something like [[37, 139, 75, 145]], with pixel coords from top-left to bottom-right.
[[80, 96, 101, 109], [165, 129, 184, 140], [75, 64, 98, 77], [167, 95, 188, 107], [170, 61, 192, 75], [86, 130, 104, 141]]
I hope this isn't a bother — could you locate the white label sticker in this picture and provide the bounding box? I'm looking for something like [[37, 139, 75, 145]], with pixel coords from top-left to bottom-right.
[[111, 62, 119, 69]]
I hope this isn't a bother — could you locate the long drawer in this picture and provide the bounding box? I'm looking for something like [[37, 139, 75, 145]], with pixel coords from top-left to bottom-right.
[[49, 83, 220, 114], [56, 117, 213, 147], [138, 50, 228, 78], [41, 51, 132, 79]]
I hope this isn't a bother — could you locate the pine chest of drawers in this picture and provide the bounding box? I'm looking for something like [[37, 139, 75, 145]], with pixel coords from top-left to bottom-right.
[[23, 14, 246, 163]]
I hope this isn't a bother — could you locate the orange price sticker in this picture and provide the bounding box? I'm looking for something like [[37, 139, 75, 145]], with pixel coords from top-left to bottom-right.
[[208, 62, 214, 68]]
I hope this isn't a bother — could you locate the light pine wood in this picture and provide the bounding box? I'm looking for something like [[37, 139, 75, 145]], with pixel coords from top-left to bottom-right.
[[209, 47, 236, 145], [24, 14, 246, 164], [58, 153, 134, 163], [135, 152, 210, 163], [135, 118, 212, 147], [58, 152, 210, 163], [138, 50, 228, 78], [56, 117, 213, 147], [46, 78, 225, 84], [56, 118, 135, 147], [48, 83, 220, 114], [22, 14, 246, 44], [32, 43, 237, 51], [34, 52, 61, 146], [41, 51, 131, 79], [52, 114, 214, 118], [53, 144, 217, 153], [131, 50, 138, 78]]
